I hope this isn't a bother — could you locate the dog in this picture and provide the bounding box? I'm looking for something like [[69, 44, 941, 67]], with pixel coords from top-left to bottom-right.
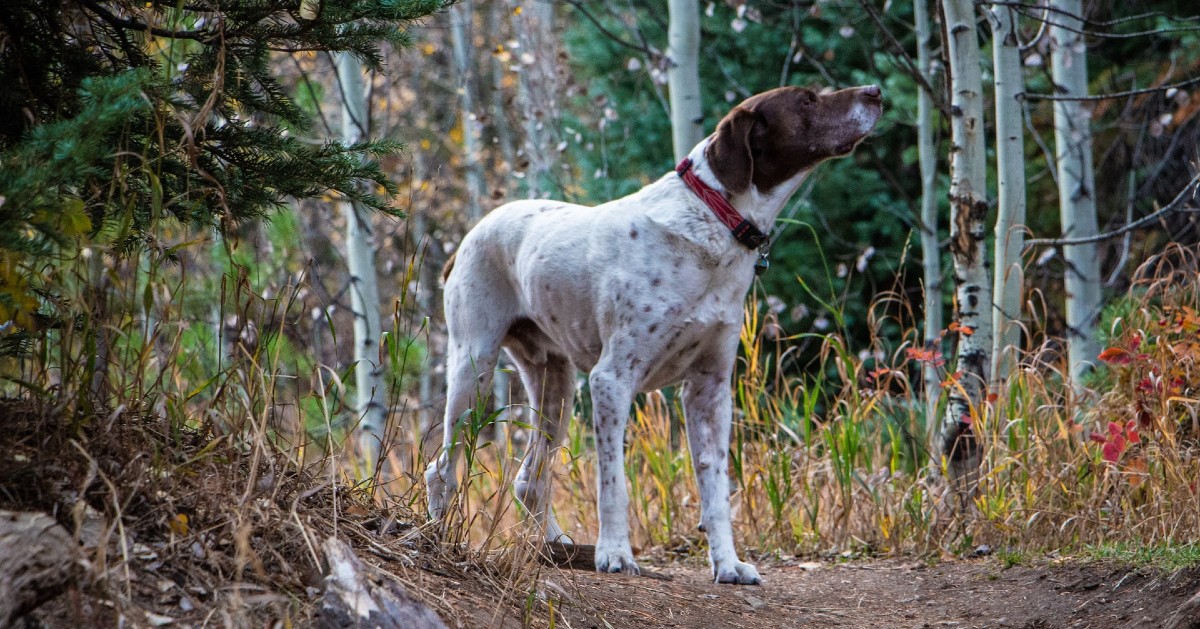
[[425, 84, 882, 585]]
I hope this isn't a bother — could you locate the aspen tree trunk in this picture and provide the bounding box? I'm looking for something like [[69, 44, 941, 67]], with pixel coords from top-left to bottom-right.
[[490, 1, 517, 197], [666, 0, 703, 449], [939, 0, 991, 492], [1050, 0, 1102, 384], [667, 0, 703, 162], [512, 0, 557, 199], [450, 0, 484, 222], [989, 3, 1027, 383], [914, 0, 943, 440], [336, 52, 388, 465]]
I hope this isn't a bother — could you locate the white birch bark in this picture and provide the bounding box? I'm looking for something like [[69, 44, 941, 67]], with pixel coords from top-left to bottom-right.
[[336, 52, 388, 465], [939, 0, 991, 490], [1050, 0, 1102, 384], [989, 3, 1027, 383], [512, 0, 557, 199], [914, 0, 943, 440], [450, 0, 485, 222], [490, 1, 517, 197], [667, 0, 703, 162]]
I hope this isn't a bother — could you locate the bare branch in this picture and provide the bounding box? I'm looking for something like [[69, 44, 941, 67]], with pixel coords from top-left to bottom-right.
[[985, 2, 1200, 29], [79, 0, 214, 42], [561, 0, 656, 56], [1024, 174, 1200, 248], [856, 0, 949, 117], [1025, 75, 1200, 102]]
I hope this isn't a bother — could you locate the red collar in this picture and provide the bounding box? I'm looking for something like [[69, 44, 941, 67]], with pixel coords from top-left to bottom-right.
[[675, 158, 767, 250]]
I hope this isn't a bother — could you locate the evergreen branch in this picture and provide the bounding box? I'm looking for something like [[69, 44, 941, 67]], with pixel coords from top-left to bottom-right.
[[78, 0, 215, 42]]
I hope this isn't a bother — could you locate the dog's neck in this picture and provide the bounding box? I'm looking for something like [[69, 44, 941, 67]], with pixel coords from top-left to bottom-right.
[[684, 137, 811, 239]]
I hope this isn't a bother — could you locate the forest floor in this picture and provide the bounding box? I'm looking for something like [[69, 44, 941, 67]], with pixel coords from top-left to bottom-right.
[[5, 399, 1200, 629], [418, 553, 1200, 629]]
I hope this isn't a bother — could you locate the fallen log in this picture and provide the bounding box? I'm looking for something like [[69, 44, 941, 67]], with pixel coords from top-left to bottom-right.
[[0, 510, 83, 626], [1166, 589, 1200, 629], [318, 536, 448, 629]]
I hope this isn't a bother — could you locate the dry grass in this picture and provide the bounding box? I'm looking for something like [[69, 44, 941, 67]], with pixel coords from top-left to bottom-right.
[[4, 230, 1200, 625], [433, 244, 1200, 565]]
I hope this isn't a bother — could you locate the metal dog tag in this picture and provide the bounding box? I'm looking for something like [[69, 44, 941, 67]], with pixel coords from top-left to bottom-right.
[[754, 256, 769, 276]]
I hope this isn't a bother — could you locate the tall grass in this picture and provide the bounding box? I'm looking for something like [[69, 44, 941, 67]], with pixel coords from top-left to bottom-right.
[[6, 208, 1200, 582], [440, 244, 1200, 564]]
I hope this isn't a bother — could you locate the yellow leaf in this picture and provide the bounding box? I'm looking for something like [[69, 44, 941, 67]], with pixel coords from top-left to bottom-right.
[[169, 513, 190, 536]]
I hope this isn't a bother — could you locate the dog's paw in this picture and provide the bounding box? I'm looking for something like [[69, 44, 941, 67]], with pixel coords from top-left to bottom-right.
[[594, 543, 640, 576], [714, 561, 761, 585]]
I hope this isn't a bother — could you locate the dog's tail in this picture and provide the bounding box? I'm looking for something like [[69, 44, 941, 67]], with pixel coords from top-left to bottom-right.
[[441, 251, 457, 283]]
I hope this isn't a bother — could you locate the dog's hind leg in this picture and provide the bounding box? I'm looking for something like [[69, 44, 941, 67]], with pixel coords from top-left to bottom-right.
[[424, 270, 512, 520], [510, 352, 575, 542], [424, 338, 503, 520]]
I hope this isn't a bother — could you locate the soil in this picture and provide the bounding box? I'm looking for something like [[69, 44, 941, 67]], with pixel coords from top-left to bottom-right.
[[417, 554, 1200, 629]]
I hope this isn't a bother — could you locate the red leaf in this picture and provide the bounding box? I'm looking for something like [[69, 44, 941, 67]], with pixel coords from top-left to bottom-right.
[[1089, 432, 1108, 444], [1098, 347, 1133, 364], [1125, 422, 1140, 444], [1102, 434, 1127, 463]]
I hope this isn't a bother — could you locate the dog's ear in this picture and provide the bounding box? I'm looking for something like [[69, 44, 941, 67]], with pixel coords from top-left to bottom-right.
[[706, 106, 759, 194]]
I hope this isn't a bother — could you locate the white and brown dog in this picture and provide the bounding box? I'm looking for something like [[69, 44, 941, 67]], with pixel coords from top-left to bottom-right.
[[425, 85, 882, 584]]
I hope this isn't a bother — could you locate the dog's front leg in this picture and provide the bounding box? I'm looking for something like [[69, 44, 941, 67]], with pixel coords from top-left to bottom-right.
[[588, 365, 639, 575], [684, 368, 762, 585]]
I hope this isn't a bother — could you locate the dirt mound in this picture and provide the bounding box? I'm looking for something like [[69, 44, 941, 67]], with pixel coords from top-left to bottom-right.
[[0, 399, 519, 627]]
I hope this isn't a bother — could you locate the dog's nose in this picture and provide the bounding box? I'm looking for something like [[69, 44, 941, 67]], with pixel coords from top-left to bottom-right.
[[862, 84, 882, 100]]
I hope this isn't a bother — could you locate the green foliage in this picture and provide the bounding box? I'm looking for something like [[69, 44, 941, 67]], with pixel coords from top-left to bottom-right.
[[1082, 541, 1200, 571], [561, 1, 932, 371], [0, 0, 445, 337]]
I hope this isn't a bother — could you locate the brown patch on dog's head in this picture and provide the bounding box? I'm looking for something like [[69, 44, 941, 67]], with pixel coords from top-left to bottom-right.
[[706, 85, 883, 194]]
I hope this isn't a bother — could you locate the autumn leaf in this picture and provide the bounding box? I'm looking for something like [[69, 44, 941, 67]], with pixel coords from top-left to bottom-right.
[[905, 346, 945, 367], [947, 321, 975, 336], [169, 513, 190, 536], [1097, 346, 1133, 364]]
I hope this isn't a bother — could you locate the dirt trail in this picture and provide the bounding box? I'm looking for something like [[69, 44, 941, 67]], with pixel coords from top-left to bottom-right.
[[434, 557, 1200, 629]]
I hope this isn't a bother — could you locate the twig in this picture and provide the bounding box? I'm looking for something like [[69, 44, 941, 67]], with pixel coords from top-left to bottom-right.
[[1025, 75, 1200, 102], [1024, 175, 1200, 248], [561, 0, 656, 56]]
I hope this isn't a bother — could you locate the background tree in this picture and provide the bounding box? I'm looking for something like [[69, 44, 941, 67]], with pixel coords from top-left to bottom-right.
[[667, 0, 704, 162], [989, 2, 1027, 384], [1049, 0, 1103, 385], [913, 0, 944, 433], [336, 51, 388, 464], [0, 0, 442, 366], [939, 0, 991, 491]]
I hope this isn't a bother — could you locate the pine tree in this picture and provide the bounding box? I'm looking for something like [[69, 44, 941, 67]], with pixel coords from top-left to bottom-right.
[[0, 0, 444, 329]]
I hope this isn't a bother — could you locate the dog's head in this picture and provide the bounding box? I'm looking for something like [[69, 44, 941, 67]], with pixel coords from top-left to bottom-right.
[[705, 85, 883, 194]]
